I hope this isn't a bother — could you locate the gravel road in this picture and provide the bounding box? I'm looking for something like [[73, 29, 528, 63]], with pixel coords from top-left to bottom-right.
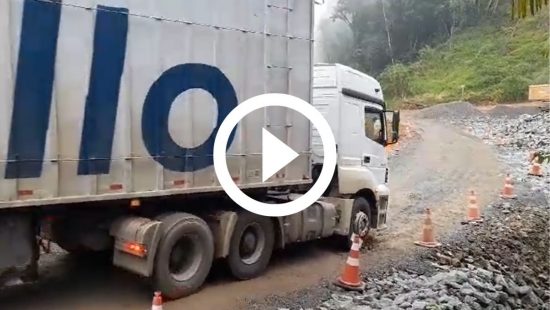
[[0, 108, 506, 310], [267, 102, 549, 310]]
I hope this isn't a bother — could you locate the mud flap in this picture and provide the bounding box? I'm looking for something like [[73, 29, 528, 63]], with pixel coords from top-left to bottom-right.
[[205, 211, 238, 258], [109, 217, 162, 277]]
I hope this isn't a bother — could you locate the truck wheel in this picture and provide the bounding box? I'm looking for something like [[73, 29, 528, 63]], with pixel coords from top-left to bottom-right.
[[153, 213, 214, 299], [227, 212, 275, 280], [340, 197, 372, 250]]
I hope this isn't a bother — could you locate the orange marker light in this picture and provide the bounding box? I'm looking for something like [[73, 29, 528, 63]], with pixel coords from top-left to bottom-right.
[[130, 199, 141, 209], [123, 242, 147, 258]]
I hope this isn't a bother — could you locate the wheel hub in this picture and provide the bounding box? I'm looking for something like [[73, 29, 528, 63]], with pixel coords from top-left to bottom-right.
[[238, 223, 265, 265], [169, 235, 202, 282], [241, 231, 258, 256], [353, 211, 369, 237]]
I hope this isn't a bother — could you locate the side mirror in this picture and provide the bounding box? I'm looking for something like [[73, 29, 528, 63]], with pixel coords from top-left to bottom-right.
[[385, 110, 400, 144]]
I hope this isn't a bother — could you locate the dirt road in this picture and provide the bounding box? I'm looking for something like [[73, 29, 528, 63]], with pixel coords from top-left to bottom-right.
[[0, 116, 502, 310]]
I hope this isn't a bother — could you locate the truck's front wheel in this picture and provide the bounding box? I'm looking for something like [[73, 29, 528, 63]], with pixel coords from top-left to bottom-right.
[[339, 197, 372, 250], [153, 213, 214, 299], [350, 197, 371, 238], [227, 212, 275, 280]]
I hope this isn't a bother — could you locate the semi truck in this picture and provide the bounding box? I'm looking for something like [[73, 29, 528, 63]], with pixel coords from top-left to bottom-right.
[[0, 0, 399, 299]]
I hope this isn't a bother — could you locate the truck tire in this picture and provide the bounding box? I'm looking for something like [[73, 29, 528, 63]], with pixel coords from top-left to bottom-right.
[[153, 213, 214, 299], [339, 197, 372, 250], [227, 212, 275, 280]]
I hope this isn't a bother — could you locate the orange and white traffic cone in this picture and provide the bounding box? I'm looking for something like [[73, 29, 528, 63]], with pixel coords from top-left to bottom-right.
[[414, 208, 441, 248], [528, 151, 536, 162], [385, 144, 394, 156], [466, 190, 482, 223], [393, 142, 400, 155], [151, 291, 163, 310], [500, 174, 517, 199], [335, 234, 366, 291], [528, 157, 544, 177]]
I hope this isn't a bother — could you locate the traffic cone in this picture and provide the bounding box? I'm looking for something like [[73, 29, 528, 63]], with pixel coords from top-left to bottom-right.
[[414, 208, 441, 248], [528, 151, 536, 162], [466, 190, 482, 223], [335, 234, 366, 291], [393, 142, 400, 155], [385, 144, 394, 156], [151, 291, 163, 310], [500, 174, 517, 199], [528, 157, 543, 177]]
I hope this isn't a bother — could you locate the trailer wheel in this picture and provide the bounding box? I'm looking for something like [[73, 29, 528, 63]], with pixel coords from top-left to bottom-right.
[[227, 212, 275, 280], [153, 213, 214, 299]]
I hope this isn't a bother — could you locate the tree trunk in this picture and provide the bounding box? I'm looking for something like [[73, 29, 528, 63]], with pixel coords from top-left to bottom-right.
[[380, 0, 395, 65]]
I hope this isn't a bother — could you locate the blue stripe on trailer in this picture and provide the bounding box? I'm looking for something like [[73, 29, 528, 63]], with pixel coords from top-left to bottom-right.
[[5, 0, 62, 179], [78, 6, 129, 175]]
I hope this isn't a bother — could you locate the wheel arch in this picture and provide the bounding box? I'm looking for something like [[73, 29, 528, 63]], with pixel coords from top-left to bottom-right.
[[354, 188, 379, 228]]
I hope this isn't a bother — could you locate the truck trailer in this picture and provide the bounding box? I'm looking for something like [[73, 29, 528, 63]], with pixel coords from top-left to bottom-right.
[[0, 0, 399, 299]]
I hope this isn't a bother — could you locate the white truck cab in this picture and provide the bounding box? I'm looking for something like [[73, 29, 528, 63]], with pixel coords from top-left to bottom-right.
[[313, 63, 399, 233]]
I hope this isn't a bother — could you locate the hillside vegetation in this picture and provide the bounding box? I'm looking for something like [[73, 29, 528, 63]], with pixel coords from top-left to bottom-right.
[[318, 0, 549, 108], [380, 11, 549, 107]]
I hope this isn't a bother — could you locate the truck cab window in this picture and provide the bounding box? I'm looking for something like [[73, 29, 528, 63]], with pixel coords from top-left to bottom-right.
[[364, 108, 384, 144]]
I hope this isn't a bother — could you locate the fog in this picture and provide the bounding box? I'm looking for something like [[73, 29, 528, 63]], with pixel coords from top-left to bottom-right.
[[314, 0, 340, 62]]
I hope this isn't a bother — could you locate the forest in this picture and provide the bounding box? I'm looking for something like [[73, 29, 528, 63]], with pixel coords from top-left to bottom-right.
[[317, 0, 549, 106]]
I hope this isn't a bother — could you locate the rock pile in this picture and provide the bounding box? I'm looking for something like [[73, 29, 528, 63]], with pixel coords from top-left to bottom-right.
[[456, 110, 550, 201], [321, 266, 544, 310], [431, 200, 549, 283], [416, 101, 483, 119], [318, 197, 549, 310], [462, 112, 550, 158]]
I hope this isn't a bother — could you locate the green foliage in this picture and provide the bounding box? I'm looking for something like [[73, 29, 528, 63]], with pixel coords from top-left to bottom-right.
[[380, 10, 549, 107], [378, 63, 413, 99], [512, 0, 549, 19]]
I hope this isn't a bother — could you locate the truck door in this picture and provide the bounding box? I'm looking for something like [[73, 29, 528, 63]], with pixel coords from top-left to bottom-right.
[[362, 106, 387, 184]]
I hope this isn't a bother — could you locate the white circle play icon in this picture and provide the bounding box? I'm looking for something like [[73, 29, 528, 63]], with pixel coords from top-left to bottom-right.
[[213, 93, 337, 217], [261, 128, 299, 182]]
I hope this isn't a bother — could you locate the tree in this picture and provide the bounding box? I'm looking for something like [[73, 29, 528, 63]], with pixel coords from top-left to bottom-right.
[[512, 0, 548, 19]]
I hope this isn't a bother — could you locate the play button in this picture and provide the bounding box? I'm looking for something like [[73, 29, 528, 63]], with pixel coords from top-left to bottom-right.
[[261, 128, 299, 182], [213, 93, 337, 217]]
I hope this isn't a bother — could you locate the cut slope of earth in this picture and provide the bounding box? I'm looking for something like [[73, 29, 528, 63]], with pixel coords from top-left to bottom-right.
[[382, 11, 549, 107]]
